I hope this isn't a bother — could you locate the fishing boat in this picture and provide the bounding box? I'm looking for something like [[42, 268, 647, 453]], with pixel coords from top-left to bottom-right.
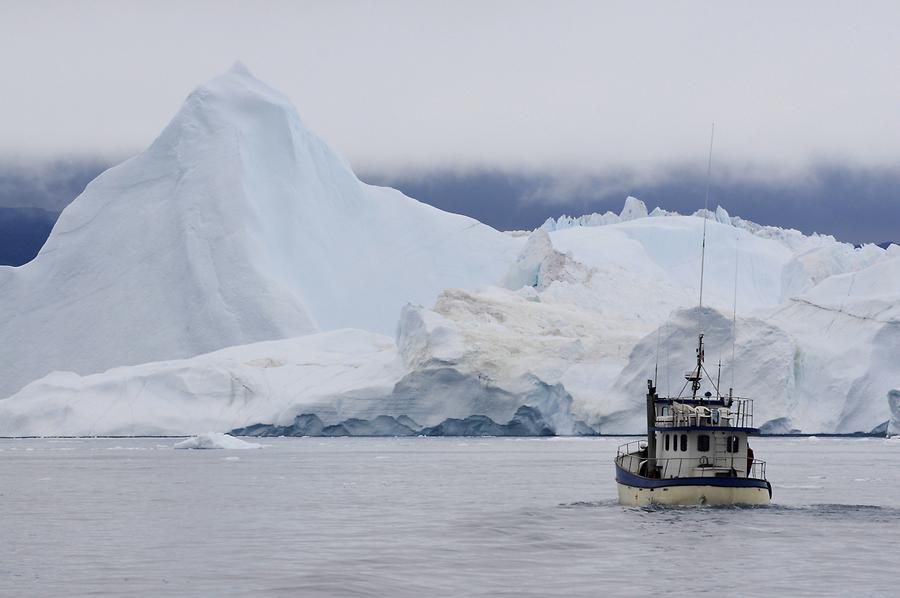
[[614, 333, 771, 506], [614, 124, 771, 506]]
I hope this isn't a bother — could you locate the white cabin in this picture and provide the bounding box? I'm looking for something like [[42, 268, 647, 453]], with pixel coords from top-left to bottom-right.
[[647, 396, 762, 480]]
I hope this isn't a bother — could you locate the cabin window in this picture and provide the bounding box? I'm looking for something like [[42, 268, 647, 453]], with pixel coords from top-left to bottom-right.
[[697, 434, 710, 452], [680, 434, 688, 452], [727, 435, 740, 453], [665, 434, 670, 451]]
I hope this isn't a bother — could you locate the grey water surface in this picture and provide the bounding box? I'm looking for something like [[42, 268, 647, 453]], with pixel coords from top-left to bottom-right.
[[1, 436, 898, 597]]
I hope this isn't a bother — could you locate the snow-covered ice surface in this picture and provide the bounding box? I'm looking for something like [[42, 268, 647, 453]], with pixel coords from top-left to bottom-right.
[[173, 432, 260, 450], [1, 66, 898, 435], [1, 436, 898, 596], [0, 329, 405, 437]]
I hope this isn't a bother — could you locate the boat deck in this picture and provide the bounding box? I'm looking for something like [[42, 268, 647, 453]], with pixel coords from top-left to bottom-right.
[[616, 441, 767, 480]]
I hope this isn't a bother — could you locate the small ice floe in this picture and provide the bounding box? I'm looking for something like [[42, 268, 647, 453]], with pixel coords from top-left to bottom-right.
[[173, 432, 261, 450]]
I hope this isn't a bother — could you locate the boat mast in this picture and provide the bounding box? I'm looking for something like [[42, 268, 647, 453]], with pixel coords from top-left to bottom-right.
[[691, 123, 715, 400], [646, 379, 658, 476], [716, 358, 722, 400], [697, 122, 715, 314], [730, 235, 739, 399], [690, 333, 704, 400]]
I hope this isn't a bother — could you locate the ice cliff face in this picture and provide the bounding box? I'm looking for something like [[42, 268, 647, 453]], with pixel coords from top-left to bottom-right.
[[0, 64, 517, 399], [500, 229, 590, 291]]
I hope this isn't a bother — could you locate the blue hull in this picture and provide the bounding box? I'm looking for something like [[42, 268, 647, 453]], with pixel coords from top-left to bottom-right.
[[616, 463, 772, 498]]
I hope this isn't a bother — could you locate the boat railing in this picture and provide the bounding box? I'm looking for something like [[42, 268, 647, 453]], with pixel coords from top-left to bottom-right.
[[747, 459, 766, 480], [616, 449, 767, 481], [655, 397, 754, 429], [616, 440, 647, 457]]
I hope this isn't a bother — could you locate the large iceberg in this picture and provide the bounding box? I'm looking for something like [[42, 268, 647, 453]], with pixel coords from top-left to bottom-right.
[[3, 197, 896, 435], [0, 63, 518, 400], [1, 65, 898, 436]]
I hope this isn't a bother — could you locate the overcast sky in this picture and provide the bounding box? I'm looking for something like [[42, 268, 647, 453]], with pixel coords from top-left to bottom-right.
[[2, 1, 899, 241]]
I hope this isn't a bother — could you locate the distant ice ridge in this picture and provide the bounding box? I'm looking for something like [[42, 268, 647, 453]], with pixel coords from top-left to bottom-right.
[[539, 196, 895, 300], [538, 196, 646, 231], [539, 197, 864, 254]]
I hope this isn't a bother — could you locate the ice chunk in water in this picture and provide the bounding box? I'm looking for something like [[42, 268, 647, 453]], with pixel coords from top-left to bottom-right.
[[174, 433, 261, 450]]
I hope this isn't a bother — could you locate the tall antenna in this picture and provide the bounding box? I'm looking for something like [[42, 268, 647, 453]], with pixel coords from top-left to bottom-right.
[[730, 234, 739, 391], [665, 317, 671, 397], [697, 122, 715, 314], [654, 325, 662, 386]]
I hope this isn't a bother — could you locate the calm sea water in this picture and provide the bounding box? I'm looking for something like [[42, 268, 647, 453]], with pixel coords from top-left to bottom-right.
[[1, 436, 898, 597]]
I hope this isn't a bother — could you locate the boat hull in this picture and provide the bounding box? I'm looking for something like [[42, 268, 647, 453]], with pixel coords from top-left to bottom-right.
[[616, 480, 770, 506], [615, 464, 771, 506]]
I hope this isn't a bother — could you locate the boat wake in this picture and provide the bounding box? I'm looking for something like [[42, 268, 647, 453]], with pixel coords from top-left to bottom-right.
[[557, 499, 620, 509], [560, 500, 900, 520]]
